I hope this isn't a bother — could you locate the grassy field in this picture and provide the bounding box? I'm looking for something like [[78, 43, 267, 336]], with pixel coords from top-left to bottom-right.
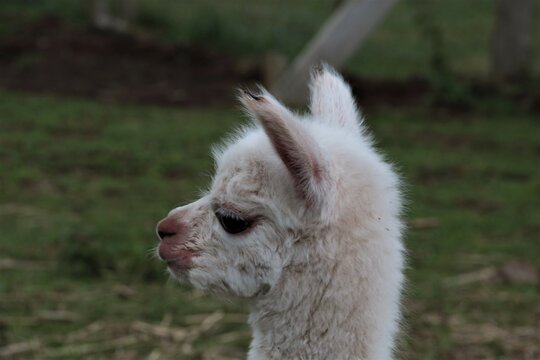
[[1, 0, 540, 359], [1, 90, 539, 359]]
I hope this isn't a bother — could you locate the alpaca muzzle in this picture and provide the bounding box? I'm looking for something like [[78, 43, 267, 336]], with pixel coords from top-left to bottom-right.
[[156, 215, 197, 271]]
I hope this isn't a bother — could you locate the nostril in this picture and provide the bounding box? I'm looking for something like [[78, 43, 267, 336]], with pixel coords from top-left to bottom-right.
[[157, 230, 176, 240], [157, 215, 184, 241]]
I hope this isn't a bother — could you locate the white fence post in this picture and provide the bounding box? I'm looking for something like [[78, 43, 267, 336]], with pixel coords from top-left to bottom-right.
[[271, 0, 399, 104]]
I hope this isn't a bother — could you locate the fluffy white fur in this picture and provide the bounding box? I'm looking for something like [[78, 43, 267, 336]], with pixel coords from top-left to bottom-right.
[[156, 66, 405, 360]]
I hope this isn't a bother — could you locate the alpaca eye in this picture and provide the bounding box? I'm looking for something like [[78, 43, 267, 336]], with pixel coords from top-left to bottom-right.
[[215, 211, 250, 234]]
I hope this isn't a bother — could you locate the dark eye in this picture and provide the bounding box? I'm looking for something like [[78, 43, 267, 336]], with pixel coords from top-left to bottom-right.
[[215, 210, 250, 234]]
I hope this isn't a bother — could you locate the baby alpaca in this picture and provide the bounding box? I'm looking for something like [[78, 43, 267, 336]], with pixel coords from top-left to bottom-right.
[[156, 67, 405, 360]]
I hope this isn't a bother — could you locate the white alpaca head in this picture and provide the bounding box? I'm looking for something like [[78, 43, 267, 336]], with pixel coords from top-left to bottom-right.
[[156, 66, 403, 305]]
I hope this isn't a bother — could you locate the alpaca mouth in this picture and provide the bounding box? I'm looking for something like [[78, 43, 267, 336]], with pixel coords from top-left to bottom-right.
[[158, 241, 198, 272]]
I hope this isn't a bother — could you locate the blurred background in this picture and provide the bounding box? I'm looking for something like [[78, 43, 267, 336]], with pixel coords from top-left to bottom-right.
[[0, 1, 539, 359]]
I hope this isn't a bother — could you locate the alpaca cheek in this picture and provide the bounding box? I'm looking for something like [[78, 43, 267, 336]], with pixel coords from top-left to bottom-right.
[[220, 257, 280, 298]]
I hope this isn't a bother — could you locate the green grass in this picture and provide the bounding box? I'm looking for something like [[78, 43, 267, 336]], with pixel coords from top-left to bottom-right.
[[1, 90, 539, 358], [0, 92, 252, 358]]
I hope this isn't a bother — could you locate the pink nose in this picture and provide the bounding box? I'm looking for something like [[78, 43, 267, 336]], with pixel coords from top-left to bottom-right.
[[156, 216, 182, 241], [156, 214, 195, 266]]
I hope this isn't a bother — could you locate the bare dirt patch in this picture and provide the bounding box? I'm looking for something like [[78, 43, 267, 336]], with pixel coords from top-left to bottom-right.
[[0, 16, 261, 107], [0, 16, 433, 108], [1, 16, 539, 112]]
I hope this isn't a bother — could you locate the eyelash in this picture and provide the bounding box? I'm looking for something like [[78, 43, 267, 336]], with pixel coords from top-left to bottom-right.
[[214, 209, 251, 234]]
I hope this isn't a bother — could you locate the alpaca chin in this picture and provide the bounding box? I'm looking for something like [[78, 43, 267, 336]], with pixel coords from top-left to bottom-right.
[[156, 65, 405, 360]]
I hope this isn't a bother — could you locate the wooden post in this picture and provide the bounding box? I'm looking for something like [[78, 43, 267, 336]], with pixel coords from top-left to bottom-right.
[[271, 0, 399, 104], [491, 0, 536, 82]]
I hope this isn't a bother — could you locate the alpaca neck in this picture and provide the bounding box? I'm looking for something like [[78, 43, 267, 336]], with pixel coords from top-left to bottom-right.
[[246, 250, 398, 360]]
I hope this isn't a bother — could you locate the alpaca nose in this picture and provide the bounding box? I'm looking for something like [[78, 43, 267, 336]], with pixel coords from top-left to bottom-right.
[[156, 216, 180, 241]]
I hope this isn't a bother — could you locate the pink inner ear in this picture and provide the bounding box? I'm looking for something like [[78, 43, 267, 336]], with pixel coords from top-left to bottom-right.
[[241, 94, 326, 204]]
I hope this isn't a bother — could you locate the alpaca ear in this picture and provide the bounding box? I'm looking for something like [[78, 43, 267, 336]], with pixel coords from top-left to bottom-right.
[[309, 65, 362, 135], [239, 89, 332, 209]]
